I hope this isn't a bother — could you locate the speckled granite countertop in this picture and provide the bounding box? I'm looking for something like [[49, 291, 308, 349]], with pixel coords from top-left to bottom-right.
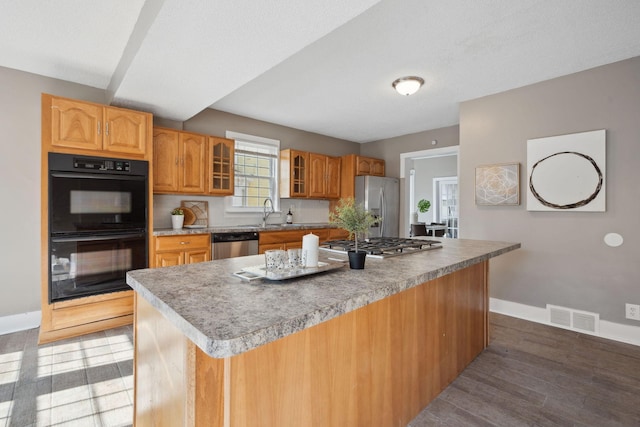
[[153, 223, 337, 236], [127, 238, 520, 358]]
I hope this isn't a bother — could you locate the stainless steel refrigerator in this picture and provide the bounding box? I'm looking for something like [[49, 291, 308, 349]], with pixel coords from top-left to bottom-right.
[[355, 175, 399, 238]]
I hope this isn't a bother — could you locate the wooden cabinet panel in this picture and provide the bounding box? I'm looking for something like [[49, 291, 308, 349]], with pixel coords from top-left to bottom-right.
[[153, 128, 209, 194], [153, 128, 180, 192], [104, 107, 147, 155], [155, 251, 184, 267], [134, 262, 489, 425], [186, 250, 210, 264], [281, 150, 340, 200], [153, 234, 211, 268], [340, 154, 385, 199], [39, 290, 134, 343], [155, 234, 210, 251], [208, 137, 234, 195], [355, 156, 385, 176], [356, 157, 372, 175], [308, 153, 341, 199], [326, 155, 341, 199], [308, 153, 326, 198], [45, 94, 149, 156], [153, 130, 234, 195], [280, 149, 308, 198], [180, 132, 207, 193], [328, 228, 350, 240], [370, 158, 385, 176], [258, 228, 333, 253], [50, 96, 102, 150], [51, 291, 134, 330]]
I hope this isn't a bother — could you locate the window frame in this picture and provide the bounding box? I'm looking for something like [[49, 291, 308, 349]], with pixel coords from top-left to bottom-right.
[[224, 131, 280, 213]]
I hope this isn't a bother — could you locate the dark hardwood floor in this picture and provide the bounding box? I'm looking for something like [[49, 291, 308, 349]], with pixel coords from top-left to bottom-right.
[[409, 313, 640, 426], [1, 313, 638, 426]]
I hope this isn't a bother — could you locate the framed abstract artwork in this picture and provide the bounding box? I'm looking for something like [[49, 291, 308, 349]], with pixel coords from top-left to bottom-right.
[[527, 129, 605, 212], [475, 163, 520, 205]]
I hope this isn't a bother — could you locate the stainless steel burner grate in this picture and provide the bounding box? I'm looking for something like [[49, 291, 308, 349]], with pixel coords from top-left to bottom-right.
[[320, 237, 442, 258]]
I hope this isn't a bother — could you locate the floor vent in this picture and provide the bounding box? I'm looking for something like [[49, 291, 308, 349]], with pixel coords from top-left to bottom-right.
[[547, 304, 599, 333]]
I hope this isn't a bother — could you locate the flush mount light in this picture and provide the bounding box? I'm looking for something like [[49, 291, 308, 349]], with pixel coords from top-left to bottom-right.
[[392, 76, 424, 96]]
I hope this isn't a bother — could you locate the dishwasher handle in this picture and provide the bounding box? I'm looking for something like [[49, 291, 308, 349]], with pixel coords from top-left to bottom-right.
[[211, 232, 258, 242]]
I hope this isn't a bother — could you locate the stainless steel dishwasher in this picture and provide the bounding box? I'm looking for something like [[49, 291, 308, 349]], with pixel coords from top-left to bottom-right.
[[211, 232, 259, 259]]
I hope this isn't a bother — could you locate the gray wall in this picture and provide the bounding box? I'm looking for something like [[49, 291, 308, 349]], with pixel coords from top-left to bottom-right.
[[361, 125, 459, 178], [0, 66, 105, 318], [185, 109, 360, 156], [459, 56, 640, 325]]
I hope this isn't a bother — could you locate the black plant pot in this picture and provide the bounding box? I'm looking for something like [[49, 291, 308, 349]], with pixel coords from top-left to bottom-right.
[[348, 250, 367, 269]]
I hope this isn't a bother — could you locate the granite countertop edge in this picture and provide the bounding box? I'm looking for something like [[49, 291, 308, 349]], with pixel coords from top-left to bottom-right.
[[127, 240, 521, 358]]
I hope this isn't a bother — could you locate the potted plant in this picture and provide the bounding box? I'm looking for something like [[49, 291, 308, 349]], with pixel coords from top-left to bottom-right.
[[329, 197, 380, 269], [417, 199, 431, 222], [171, 207, 184, 229]]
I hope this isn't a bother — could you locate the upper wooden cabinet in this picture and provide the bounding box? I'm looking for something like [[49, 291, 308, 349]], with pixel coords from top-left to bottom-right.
[[44, 94, 150, 157], [340, 154, 385, 199], [308, 153, 341, 199], [153, 128, 207, 194], [208, 137, 234, 195], [356, 156, 385, 176], [280, 149, 309, 198], [153, 128, 234, 196]]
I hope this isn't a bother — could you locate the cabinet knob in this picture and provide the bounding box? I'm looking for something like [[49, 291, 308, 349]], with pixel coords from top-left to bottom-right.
[[180, 241, 190, 245]]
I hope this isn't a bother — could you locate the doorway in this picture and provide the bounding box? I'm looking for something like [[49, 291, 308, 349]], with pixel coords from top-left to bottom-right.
[[400, 146, 459, 238]]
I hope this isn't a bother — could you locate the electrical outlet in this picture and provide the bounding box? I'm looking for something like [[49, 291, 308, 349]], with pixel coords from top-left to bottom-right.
[[626, 303, 640, 321]]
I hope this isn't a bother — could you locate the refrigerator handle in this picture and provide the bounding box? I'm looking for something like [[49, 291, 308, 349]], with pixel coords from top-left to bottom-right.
[[379, 187, 385, 237]]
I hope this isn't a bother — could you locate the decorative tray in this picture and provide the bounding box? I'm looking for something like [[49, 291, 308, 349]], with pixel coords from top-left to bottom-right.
[[233, 260, 346, 282]]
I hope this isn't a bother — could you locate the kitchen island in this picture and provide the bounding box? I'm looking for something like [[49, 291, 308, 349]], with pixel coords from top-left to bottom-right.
[[127, 238, 519, 426]]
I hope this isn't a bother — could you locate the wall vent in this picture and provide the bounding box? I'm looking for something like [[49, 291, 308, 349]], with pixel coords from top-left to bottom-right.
[[547, 304, 599, 333]]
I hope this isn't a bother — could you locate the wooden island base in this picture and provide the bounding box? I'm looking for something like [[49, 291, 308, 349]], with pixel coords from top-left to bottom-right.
[[134, 261, 488, 427]]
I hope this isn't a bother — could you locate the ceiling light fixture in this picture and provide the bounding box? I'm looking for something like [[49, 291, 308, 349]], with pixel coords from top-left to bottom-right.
[[392, 76, 424, 96]]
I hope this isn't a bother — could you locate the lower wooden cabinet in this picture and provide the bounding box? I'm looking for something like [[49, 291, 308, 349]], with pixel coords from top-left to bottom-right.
[[258, 228, 347, 253], [153, 234, 211, 267], [38, 291, 134, 344]]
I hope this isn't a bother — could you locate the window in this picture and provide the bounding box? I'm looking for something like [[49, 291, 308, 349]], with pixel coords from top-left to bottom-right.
[[226, 131, 280, 211]]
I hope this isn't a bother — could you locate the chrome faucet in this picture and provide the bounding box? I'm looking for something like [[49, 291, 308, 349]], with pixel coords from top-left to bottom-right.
[[262, 198, 274, 227]]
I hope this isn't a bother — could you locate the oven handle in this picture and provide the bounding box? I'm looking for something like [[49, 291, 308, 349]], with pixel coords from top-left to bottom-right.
[[51, 233, 146, 243]]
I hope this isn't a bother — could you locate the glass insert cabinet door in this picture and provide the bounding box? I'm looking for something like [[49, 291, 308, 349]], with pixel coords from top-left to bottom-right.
[[292, 152, 307, 196], [209, 137, 234, 194]]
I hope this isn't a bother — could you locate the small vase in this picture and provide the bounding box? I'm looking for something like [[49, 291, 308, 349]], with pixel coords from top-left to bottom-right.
[[411, 212, 419, 224], [171, 215, 184, 229], [348, 250, 366, 269]]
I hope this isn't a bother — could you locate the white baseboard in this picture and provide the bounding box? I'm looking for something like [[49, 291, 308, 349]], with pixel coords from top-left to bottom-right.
[[490, 298, 640, 347], [0, 311, 41, 336]]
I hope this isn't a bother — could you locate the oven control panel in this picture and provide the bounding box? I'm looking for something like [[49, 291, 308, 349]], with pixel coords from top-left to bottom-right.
[[74, 157, 130, 172]]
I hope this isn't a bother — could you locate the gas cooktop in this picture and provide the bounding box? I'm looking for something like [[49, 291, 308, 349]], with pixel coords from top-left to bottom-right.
[[320, 237, 442, 259]]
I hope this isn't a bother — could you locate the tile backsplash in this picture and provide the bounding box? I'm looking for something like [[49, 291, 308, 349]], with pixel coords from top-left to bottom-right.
[[153, 195, 330, 229]]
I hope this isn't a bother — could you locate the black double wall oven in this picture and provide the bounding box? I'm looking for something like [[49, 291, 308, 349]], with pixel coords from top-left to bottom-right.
[[48, 153, 148, 303]]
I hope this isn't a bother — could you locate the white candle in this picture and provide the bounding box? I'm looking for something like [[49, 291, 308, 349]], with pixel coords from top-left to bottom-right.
[[302, 233, 319, 267]]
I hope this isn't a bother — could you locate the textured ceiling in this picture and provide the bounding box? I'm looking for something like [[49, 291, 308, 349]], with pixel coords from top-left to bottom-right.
[[1, 0, 640, 143]]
